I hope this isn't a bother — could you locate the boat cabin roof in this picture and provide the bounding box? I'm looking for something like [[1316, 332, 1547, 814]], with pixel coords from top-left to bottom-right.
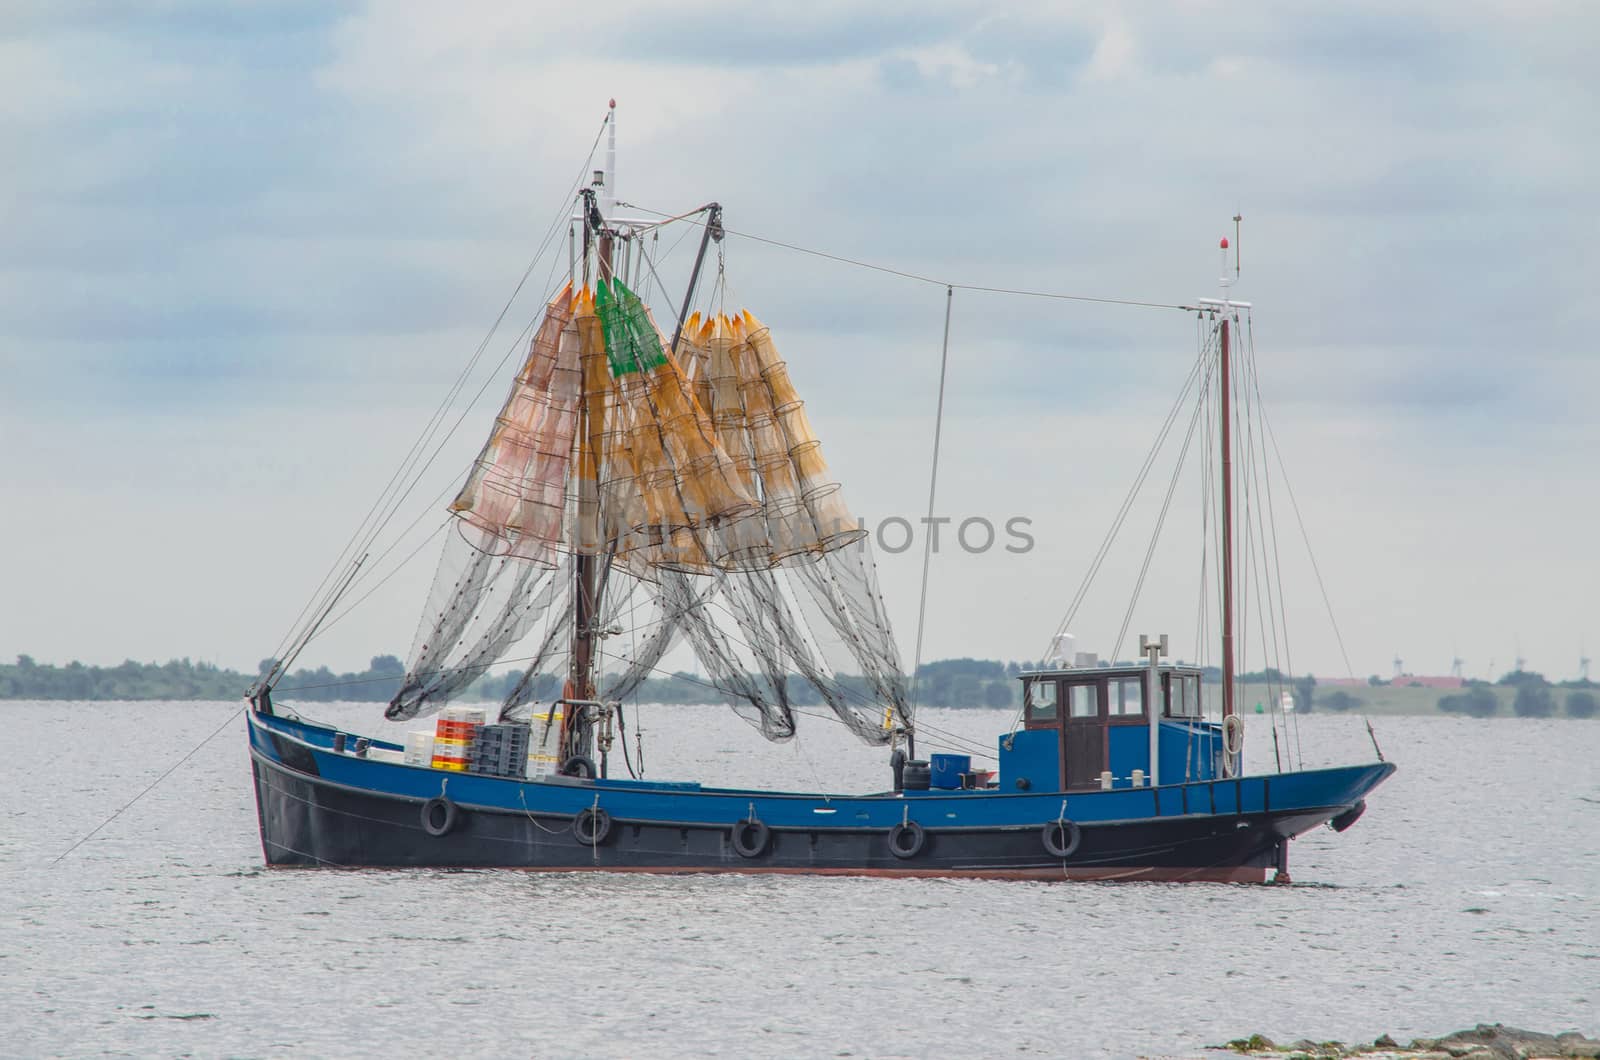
[[1017, 663, 1206, 681]]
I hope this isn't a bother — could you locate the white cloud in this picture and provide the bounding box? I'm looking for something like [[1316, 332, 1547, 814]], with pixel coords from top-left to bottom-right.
[[894, 42, 1008, 89], [1082, 19, 1136, 82]]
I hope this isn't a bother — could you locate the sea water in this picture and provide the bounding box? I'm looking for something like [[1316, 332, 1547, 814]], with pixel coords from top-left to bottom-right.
[[1, 702, 1594, 1059]]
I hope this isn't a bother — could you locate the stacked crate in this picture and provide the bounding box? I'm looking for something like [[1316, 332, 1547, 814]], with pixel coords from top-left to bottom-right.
[[468, 723, 532, 779], [431, 706, 485, 771], [403, 731, 435, 767], [526, 708, 563, 779]]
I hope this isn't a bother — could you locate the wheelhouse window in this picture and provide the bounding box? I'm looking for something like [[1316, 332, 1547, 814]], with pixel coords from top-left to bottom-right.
[[1164, 674, 1204, 717], [1112, 677, 1144, 716], [1026, 679, 1058, 722], [1068, 683, 1098, 718]]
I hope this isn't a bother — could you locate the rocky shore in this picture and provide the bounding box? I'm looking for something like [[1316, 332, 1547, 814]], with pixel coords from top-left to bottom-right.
[[1217, 1024, 1600, 1059]]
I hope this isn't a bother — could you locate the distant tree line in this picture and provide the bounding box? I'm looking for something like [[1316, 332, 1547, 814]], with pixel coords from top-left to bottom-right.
[[0, 654, 411, 702], [1434, 671, 1595, 718], [0, 653, 1024, 708], [5, 654, 1595, 719], [1274, 669, 1596, 719]]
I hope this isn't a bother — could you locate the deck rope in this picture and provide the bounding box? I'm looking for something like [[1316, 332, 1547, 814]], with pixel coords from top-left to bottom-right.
[[52, 705, 245, 865]]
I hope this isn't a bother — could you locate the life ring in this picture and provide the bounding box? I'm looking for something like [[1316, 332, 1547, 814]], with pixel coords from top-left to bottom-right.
[[572, 806, 611, 846], [561, 755, 598, 779], [1223, 714, 1246, 756], [731, 818, 771, 858], [1042, 819, 1081, 858], [887, 821, 926, 859], [420, 796, 459, 838]]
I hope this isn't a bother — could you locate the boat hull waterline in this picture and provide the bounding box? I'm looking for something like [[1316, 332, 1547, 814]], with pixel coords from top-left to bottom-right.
[[250, 711, 1393, 883]]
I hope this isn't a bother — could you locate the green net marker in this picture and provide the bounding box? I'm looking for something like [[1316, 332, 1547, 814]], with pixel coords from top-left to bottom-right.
[[597, 277, 667, 377]]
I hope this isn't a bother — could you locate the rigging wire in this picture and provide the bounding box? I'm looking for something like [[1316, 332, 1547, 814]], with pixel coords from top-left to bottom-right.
[[298, 305, 543, 652], [1244, 315, 1304, 766], [1249, 321, 1386, 762], [297, 174, 577, 659], [615, 202, 1189, 313], [1238, 315, 1300, 769], [317, 518, 452, 638], [267, 109, 613, 677], [1040, 336, 1211, 662], [1111, 350, 1215, 661], [1239, 374, 1284, 771], [332, 223, 568, 589], [1256, 374, 1356, 682], [53, 705, 245, 864], [635, 214, 701, 316], [908, 286, 955, 734], [1227, 311, 1268, 766]]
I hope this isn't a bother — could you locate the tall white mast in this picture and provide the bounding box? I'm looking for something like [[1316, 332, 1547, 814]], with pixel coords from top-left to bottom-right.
[[602, 98, 617, 216]]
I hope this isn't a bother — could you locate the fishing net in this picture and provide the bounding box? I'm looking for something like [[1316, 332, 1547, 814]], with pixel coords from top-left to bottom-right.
[[450, 284, 580, 565], [389, 279, 909, 745], [386, 523, 564, 720]]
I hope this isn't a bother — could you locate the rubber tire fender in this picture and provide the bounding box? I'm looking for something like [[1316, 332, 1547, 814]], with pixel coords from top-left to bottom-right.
[[561, 755, 598, 779], [1042, 818, 1081, 858], [421, 796, 459, 838], [1330, 799, 1367, 833], [572, 806, 612, 846], [887, 820, 926, 859], [731, 818, 771, 858]]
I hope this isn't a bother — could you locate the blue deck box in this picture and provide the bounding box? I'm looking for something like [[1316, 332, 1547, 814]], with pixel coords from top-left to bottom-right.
[[929, 753, 972, 789]]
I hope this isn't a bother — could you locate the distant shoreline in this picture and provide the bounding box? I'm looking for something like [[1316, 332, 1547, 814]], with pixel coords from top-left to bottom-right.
[[0, 654, 1592, 718]]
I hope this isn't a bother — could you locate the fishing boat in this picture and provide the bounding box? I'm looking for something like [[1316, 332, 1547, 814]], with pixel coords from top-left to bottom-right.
[[245, 104, 1392, 881]]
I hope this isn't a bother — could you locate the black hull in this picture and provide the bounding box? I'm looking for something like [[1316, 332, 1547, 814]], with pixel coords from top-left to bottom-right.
[[253, 748, 1337, 883]]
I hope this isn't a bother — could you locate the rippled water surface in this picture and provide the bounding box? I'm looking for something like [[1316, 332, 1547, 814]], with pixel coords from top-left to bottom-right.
[[2, 702, 1594, 1058]]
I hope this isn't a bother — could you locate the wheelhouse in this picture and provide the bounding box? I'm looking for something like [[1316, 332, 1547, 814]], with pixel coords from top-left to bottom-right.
[[998, 664, 1223, 792]]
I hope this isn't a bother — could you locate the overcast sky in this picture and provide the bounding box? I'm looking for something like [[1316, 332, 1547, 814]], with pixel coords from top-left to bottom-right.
[[2, 1, 1595, 684]]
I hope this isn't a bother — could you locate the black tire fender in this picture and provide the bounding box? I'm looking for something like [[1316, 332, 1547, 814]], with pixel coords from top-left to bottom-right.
[[887, 820, 926, 859], [731, 818, 771, 858], [1042, 818, 1081, 858], [561, 755, 598, 779], [420, 796, 459, 838], [572, 806, 611, 846], [1330, 799, 1367, 833]]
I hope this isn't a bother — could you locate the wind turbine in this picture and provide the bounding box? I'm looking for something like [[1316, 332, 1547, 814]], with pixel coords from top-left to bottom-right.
[[1450, 656, 1464, 679], [1581, 640, 1591, 683]]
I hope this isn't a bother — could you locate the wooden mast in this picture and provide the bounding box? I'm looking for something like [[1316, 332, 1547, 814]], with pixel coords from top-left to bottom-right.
[[573, 231, 612, 714], [566, 101, 622, 765], [1220, 315, 1235, 724]]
